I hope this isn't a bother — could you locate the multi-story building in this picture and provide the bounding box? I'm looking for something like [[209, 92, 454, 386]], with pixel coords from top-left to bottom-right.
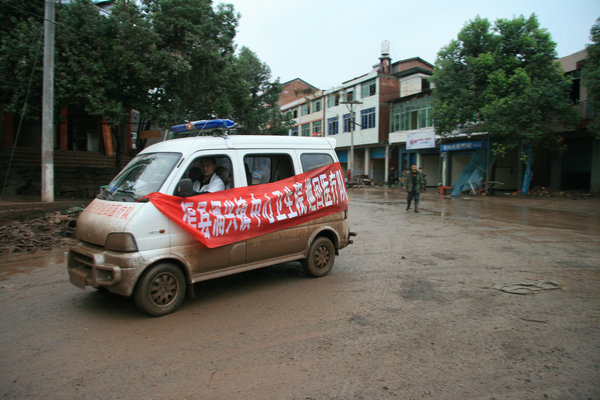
[[278, 78, 319, 108], [280, 45, 434, 183], [555, 49, 599, 193], [322, 43, 433, 183], [388, 62, 439, 184], [389, 48, 600, 194], [279, 45, 598, 193], [281, 90, 324, 137]]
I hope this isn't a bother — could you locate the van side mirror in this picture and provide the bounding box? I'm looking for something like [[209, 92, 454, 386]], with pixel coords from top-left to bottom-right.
[[175, 178, 194, 197]]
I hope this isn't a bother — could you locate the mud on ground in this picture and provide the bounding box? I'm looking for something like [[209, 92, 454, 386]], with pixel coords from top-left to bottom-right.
[[0, 188, 599, 399], [0, 207, 82, 254]]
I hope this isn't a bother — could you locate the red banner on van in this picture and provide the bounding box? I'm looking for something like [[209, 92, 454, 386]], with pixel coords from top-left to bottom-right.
[[146, 163, 348, 248]]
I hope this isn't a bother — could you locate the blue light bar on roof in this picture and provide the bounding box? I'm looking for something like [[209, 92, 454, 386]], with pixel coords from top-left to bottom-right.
[[170, 119, 235, 133]]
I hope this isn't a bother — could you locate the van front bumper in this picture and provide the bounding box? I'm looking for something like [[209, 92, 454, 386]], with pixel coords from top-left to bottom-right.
[[67, 242, 144, 297]]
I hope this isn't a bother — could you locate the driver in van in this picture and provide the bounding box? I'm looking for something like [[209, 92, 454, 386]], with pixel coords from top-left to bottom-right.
[[190, 157, 225, 193]]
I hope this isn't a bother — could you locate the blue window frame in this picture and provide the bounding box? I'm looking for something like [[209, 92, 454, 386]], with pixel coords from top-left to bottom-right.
[[327, 116, 339, 135], [343, 112, 355, 132], [361, 108, 376, 129]]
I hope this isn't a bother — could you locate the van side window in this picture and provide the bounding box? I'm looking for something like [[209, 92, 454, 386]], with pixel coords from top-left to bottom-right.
[[301, 153, 334, 172], [244, 154, 295, 186], [175, 155, 233, 196]]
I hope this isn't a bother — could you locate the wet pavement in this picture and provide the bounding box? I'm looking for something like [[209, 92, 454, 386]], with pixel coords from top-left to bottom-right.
[[351, 187, 600, 233], [0, 187, 599, 399]]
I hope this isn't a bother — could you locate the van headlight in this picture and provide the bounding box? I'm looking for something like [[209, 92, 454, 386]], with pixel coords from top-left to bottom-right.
[[105, 233, 138, 252]]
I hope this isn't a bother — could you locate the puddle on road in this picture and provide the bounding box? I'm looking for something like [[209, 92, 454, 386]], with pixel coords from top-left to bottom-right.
[[0, 249, 67, 281]]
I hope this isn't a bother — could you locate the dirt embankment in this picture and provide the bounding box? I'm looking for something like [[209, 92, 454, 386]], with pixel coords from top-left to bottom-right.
[[0, 208, 82, 254]]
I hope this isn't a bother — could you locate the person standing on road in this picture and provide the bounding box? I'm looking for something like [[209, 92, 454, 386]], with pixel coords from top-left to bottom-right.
[[404, 164, 425, 213]]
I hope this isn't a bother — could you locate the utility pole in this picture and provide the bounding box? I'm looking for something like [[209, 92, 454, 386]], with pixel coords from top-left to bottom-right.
[[42, 0, 55, 202], [341, 99, 361, 183]]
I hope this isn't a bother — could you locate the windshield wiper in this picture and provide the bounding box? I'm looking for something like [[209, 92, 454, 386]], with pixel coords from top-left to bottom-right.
[[115, 189, 151, 203], [117, 189, 138, 198], [97, 185, 115, 200]]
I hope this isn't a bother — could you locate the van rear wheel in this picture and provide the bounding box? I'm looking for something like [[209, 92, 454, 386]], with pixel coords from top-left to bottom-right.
[[302, 237, 335, 277], [134, 263, 186, 316]]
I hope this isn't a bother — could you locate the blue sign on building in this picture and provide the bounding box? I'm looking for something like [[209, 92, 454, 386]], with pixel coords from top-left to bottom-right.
[[441, 141, 483, 152]]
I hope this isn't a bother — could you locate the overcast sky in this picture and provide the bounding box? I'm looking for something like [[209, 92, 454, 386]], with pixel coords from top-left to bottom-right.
[[220, 0, 600, 89]]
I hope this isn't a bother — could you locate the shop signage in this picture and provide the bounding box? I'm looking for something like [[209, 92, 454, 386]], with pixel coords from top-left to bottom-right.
[[406, 130, 436, 150], [441, 141, 483, 152]]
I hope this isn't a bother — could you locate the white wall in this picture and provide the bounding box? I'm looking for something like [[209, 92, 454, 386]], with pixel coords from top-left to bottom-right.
[[399, 73, 429, 98], [324, 72, 380, 147]]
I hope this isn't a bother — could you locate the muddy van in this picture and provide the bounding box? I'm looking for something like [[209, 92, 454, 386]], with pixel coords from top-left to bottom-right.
[[67, 119, 354, 316]]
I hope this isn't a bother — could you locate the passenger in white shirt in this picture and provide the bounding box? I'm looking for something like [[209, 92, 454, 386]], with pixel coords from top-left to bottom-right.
[[191, 158, 225, 193]]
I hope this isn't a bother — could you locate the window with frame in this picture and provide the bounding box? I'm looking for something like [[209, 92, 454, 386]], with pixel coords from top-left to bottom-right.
[[244, 153, 295, 186], [345, 91, 354, 102], [177, 154, 233, 195], [343, 112, 355, 132], [390, 97, 433, 131], [300, 153, 334, 172], [421, 78, 430, 91], [312, 120, 322, 135], [327, 116, 339, 135], [360, 108, 376, 129], [301, 123, 311, 137], [361, 79, 376, 98], [327, 93, 340, 108], [301, 103, 310, 115], [312, 99, 322, 112], [290, 126, 299, 136]]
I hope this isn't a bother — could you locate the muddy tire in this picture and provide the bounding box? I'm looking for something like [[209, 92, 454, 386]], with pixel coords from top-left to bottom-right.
[[134, 263, 186, 316], [302, 237, 335, 277]]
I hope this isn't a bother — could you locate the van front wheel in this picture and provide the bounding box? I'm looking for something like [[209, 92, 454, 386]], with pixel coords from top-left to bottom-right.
[[134, 263, 186, 316], [302, 237, 335, 277]]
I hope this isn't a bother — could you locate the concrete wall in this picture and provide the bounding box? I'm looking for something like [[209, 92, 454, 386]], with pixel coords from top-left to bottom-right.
[[400, 73, 429, 98]]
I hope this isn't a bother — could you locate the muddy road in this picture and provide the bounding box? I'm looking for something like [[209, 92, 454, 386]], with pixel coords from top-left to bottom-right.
[[1, 189, 599, 399]]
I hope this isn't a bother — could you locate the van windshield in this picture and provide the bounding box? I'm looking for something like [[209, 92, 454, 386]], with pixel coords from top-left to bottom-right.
[[99, 152, 181, 202]]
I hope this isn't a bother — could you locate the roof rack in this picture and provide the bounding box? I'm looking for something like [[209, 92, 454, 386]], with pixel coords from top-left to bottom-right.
[[168, 119, 236, 139]]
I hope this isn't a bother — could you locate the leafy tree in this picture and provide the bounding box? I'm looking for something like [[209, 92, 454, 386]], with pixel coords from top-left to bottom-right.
[[0, 0, 46, 119], [261, 96, 294, 135], [140, 0, 239, 124], [582, 18, 600, 136], [228, 47, 286, 134], [1, 0, 284, 148], [431, 14, 576, 155]]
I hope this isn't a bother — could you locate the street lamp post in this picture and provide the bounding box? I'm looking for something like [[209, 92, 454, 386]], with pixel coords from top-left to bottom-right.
[[341, 99, 361, 183]]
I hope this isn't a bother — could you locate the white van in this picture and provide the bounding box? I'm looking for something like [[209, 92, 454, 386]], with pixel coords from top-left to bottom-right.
[[67, 120, 354, 316]]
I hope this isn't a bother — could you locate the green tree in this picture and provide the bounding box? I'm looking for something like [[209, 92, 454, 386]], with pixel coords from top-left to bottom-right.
[[54, 0, 165, 162], [1, 0, 283, 145], [141, 0, 239, 124], [0, 0, 46, 119], [431, 14, 576, 154], [228, 47, 286, 134], [582, 18, 600, 136]]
